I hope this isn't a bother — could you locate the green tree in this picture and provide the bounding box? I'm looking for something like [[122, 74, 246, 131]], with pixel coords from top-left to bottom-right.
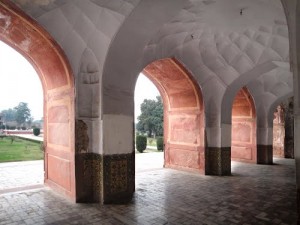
[[26, 116, 34, 129], [0, 108, 16, 122], [14, 102, 31, 127], [137, 96, 163, 137]]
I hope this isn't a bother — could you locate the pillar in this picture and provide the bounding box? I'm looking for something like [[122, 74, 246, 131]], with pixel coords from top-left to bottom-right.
[[284, 98, 294, 158], [257, 127, 273, 164], [205, 125, 231, 175], [102, 114, 135, 204]]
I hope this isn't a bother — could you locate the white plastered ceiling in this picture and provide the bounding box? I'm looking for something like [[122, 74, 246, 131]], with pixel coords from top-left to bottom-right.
[[248, 65, 293, 145], [11, 0, 292, 151]]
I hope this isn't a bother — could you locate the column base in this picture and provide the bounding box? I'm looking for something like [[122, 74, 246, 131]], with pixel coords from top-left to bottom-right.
[[284, 139, 294, 159], [257, 145, 273, 164], [205, 147, 231, 176], [103, 153, 135, 204], [297, 188, 300, 224], [75, 152, 135, 204], [75, 153, 102, 203]]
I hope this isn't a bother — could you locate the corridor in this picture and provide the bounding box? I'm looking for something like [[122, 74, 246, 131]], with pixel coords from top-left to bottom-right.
[[0, 155, 297, 224]]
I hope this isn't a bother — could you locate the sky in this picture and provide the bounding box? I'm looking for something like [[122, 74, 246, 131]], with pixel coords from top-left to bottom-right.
[[134, 74, 160, 121], [0, 41, 160, 122], [0, 41, 43, 121]]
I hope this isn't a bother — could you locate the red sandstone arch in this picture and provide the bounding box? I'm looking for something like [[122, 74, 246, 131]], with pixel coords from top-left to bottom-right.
[[0, 1, 75, 199], [231, 87, 256, 163], [143, 58, 205, 172]]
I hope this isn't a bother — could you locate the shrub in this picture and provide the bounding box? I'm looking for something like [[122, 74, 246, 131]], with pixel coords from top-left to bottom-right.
[[156, 137, 164, 151], [8, 126, 16, 130], [136, 135, 147, 153], [33, 128, 40, 136]]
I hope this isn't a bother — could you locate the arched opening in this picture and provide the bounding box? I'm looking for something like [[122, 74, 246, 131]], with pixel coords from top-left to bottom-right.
[[231, 87, 257, 163], [142, 58, 205, 172], [0, 40, 44, 193], [273, 104, 285, 157], [273, 97, 294, 159], [134, 74, 164, 171], [0, 2, 75, 200]]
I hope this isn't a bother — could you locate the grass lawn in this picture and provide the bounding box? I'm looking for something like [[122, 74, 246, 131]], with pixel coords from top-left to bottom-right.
[[0, 136, 43, 162]]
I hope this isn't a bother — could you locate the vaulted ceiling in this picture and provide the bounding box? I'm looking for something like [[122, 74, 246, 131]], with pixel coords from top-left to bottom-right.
[[10, 0, 291, 124]]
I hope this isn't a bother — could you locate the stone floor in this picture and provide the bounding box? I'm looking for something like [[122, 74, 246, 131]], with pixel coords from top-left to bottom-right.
[[0, 155, 297, 225], [0, 160, 43, 194]]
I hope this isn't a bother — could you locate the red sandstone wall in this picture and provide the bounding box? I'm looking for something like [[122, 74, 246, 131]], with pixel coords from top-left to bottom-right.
[[143, 59, 205, 173], [0, 1, 76, 200], [273, 106, 285, 157], [232, 88, 256, 163]]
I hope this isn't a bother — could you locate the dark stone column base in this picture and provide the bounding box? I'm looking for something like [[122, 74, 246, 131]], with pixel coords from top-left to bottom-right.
[[257, 145, 273, 164], [103, 153, 135, 204], [298, 188, 300, 224], [75, 152, 135, 204], [75, 153, 102, 203], [284, 139, 294, 159], [205, 147, 231, 176]]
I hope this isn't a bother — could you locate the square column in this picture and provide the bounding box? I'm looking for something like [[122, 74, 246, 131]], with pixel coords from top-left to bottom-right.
[[205, 147, 231, 175], [102, 153, 135, 203], [75, 152, 135, 203], [257, 145, 273, 164]]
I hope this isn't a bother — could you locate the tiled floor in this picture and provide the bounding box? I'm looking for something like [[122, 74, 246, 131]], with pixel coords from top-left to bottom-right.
[[0, 160, 43, 193], [0, 155, 297, 225]]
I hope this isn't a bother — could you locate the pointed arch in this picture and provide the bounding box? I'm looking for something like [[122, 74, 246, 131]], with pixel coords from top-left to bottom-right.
[[143, 58, 205, 172], [0, 1, 75, 200], [231, 87, 257, 163]]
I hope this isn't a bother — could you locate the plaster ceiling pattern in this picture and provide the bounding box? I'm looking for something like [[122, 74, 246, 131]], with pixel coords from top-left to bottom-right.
[[12, 0, 138, 18], [144, 1, 289, 87], [8, 0, 293, 129], [247, 66, 293, 127], [141, 0, 291, 126], [12, 0, 140, 75]]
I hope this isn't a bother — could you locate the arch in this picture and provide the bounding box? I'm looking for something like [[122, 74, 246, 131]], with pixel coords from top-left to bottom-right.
[[142, 58, 205, 172], [221, 62, 278, 124], [0, 1, 75, 200], [272, 104, 285, 157], [270, 93, 293, 158], [231, 87, 257, 163], [268, 92, 293, 126]]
